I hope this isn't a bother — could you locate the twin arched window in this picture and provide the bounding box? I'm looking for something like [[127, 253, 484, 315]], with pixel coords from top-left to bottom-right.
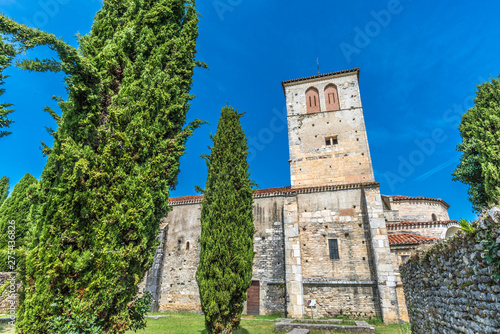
[[305, 84, 340, 114]]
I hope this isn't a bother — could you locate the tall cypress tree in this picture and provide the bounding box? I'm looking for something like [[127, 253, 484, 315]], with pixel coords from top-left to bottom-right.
[[0, 35, 15, 139], [196, 105, 255, 334], [0, 176, 8, 207], [453, 76, 500, 211], [1, 0, 201, 332]]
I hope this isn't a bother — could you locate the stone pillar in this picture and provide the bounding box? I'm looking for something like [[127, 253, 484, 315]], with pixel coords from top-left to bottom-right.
[[283, 195, 304, 318], [362, 187, 400, 323]]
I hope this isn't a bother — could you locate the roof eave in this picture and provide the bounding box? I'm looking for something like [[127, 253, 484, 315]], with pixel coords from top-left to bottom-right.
[[281, 68, 360, 95]]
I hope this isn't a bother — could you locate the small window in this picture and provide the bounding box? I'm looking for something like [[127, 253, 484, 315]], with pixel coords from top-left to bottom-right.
[[328, 239, 339, 260], [431, 213, 437, 221], [325, 136, 338, 146], [401, 255, 410, 263], [186, 242, 190, 250]]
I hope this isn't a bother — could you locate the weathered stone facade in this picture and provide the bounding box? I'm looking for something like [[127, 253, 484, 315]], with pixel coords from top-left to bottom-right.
[[389, 196, 450, 223], [140, 68, 458, 323], [401, 208, 500, 333], [153, 183, 400, 321], [283, 70, 375, 189]]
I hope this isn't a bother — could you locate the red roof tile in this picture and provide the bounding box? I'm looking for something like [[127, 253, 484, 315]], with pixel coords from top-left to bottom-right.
[[168, 182, 379, 205], [168, 194, 204, 204], [281, 68, 360, 93], [390, 195, 450, 209], [388, 233, 437, 246]]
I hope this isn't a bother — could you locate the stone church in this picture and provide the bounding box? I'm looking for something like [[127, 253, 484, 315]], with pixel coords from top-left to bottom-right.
[[141, 68, 459, 323]]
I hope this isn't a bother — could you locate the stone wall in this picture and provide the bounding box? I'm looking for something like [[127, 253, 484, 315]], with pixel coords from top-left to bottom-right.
[[303, 284, 379, 319], [390, 199, 449, 222], [401, 208, 500, 333], [284, 71, 375, 189], [157, 195, 287, 315]]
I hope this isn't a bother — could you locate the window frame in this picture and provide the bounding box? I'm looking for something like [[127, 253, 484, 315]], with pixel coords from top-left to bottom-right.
[[325, 135, 338, 146], [328, 239, 340, 260]]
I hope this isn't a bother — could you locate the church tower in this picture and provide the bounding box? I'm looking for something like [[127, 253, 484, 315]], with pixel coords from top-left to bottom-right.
[[282, 68, 375, 188]]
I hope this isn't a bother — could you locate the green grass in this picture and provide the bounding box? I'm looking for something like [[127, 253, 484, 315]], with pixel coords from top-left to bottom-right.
[[132, 313, 279, 334], [131, 313, 411, 334]]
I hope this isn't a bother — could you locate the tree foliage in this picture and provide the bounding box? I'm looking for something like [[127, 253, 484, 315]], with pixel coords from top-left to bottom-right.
[[1, 0, 201, 332], [0, 173, 37, 272], [453, 76, 500, 212], [196, 105, 255, 334], [0, 35, 16, 139], [0, 175, 8, 207]]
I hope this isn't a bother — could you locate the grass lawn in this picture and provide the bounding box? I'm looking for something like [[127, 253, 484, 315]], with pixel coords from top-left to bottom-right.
[[132, 313, 411, 334], [133, 313, 278, 334]]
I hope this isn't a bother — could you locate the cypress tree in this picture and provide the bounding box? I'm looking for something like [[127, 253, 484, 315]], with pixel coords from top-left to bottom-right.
[[453, 76, 500, 211], [0, 35, 16, 139], [1, 0, 201, 332], [0, 176, 8, 207], [196, 105, 255, 334], [0, 173, 37, 273]]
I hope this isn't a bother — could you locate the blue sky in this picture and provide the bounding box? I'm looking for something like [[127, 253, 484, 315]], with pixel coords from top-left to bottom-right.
[[1, 0, 499, 221]]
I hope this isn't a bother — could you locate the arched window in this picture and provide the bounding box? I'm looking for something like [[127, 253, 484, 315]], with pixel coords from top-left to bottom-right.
[[186, 241, 190, 251], [305, 87, 320, 113], [324, 84, 339, 111], [431, 213, 437, 221]]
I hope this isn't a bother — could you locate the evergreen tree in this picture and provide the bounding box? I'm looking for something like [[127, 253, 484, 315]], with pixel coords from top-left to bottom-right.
[[1, 0, 201, 332], [0, 176, 8, 207], [196, 105, 255, 334], [0, 174, 37, 272], [0, 35, 16, 139], [453, 76, 500, 211]]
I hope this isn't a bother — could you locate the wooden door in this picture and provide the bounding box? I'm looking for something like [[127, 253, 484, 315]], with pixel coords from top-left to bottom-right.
[[246, 280, 260, 315]]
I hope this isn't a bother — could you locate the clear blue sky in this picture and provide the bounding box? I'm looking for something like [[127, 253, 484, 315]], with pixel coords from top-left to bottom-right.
[[1, 0, 499, 221]]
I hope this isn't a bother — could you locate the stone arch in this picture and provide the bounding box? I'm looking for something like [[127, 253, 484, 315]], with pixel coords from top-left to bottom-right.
[[306, 87, 321, 113], [445, 226, 460, 239], [324, 84, 340, 111]]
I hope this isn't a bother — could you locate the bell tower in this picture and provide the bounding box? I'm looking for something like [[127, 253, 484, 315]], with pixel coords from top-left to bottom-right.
[[282, 68, 375, 188]]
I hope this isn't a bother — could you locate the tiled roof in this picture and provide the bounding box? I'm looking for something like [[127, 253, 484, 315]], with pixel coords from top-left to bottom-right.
[[168, 182, 379, 205], [388, 233, 437, 246], [281, 68, 360, 92], [168, 194, 203, 204], [390, 195, 450, 209], [387, 220, 459, 230]]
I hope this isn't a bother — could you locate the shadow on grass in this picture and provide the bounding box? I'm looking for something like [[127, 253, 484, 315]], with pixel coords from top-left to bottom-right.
[[199, 328, 250, 334]]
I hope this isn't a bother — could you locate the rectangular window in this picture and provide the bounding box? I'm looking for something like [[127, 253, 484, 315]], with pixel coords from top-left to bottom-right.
[[328, 239, 339, 260], [325, 136, 338, 146]]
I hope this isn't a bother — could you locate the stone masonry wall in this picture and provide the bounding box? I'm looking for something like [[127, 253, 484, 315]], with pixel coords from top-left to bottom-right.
[[284, 72, 375, 188], [391, 200, 449, 222], [303, 284, 379, 319], [157, 195, 287, 315], [401, 207, 500, 333]]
